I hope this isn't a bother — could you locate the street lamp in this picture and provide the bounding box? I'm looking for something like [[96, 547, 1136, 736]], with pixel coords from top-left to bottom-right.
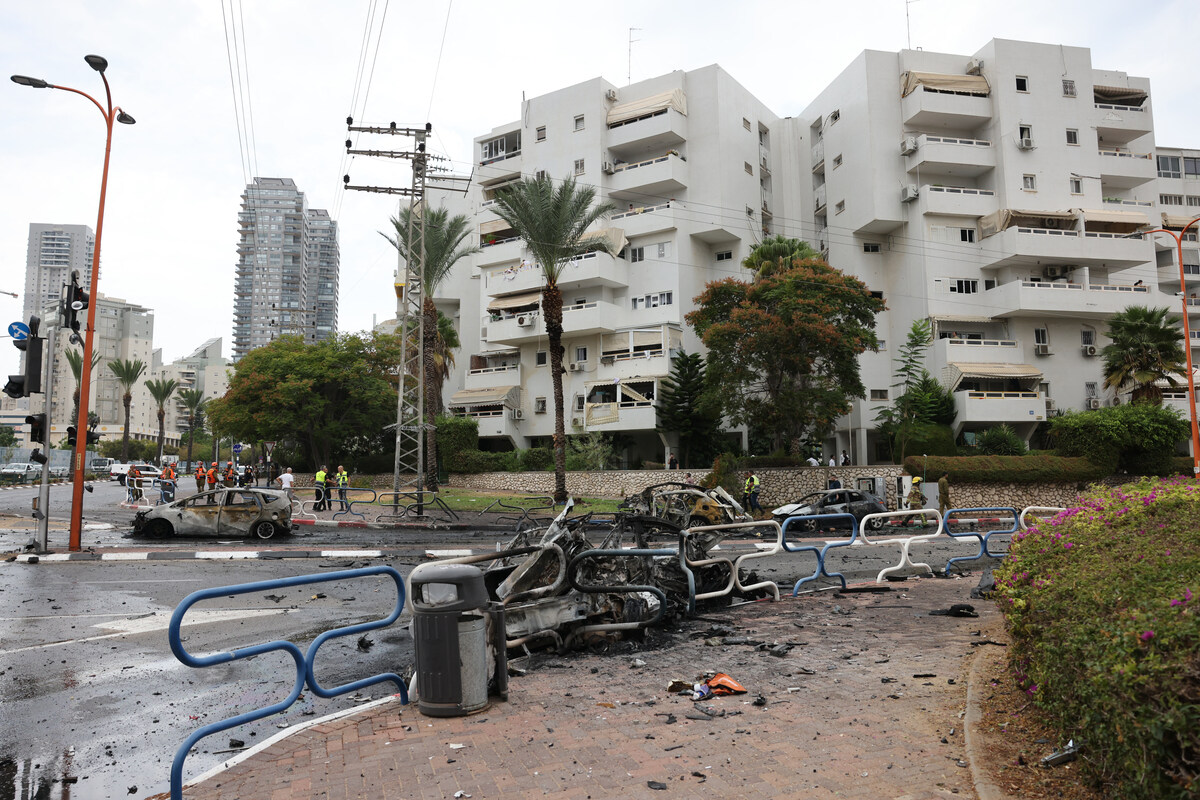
[[1146, 219, 1200, 478], [11, 55, 135, 551]]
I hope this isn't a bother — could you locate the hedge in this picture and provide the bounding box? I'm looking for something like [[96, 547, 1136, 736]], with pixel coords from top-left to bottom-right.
[[901, 454, 1109, 484]]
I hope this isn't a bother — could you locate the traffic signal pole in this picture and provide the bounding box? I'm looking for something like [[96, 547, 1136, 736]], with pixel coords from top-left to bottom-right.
[[33, 322, 57, 553]]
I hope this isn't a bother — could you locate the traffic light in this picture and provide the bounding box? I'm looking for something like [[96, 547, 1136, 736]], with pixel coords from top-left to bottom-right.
[[4, 316, 42, 398], [27, 414, 47, 464], [62, 271, 89, 345], [66, 425, 78, 446], [86, 428, 101, 446]]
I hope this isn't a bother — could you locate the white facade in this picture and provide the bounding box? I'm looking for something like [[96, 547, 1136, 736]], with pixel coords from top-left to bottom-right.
[[434, 41, 1197, 464], [22, 223, 94, 325], [151, 338, 230, 440]]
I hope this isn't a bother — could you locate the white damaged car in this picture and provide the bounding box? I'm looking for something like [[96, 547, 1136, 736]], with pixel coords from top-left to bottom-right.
[[133, 487, 294, 539]]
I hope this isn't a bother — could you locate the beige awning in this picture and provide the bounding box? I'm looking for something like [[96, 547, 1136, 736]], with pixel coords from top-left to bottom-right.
[[947, 362, 1042, 390], [449, 385, 519, 408], [607, 89, 687, 125], [980, 208, 1076, 238], [1079, 208, 1150, 226], [480, 218, 511, 235], [1162, 213, 1200, 229], [900, 71, 990, 98], [578, 227, 628, 256], [486, 292, 541, 311], [1093, 85, 1148, 106], [632, 329, 663, 347]]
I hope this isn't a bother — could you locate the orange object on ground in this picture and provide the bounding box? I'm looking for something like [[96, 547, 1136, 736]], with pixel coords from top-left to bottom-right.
[[707, 673, 746, 695]]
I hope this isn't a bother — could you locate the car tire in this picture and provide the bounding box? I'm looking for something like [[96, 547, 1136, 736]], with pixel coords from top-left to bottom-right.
[[687, 515, 708, 529], [252, 520, 278, 540], [143, 519, 172, 538], [801, 517, 817, 532], [117, 474, 126, 486], [866, 517, 885, 531]]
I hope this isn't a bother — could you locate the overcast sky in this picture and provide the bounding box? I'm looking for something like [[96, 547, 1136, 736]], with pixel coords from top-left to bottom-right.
[[2, 0, 1196, 381]]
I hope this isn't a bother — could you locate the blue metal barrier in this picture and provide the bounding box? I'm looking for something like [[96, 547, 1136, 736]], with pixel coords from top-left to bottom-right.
[[781, 513, 860, 594], [168, 566, 408, 800], [331, 487, 376, 520], [942, 507, 1019, 575]]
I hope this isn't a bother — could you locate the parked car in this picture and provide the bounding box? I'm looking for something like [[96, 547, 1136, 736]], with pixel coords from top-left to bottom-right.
[[132, 487, 294, 539], [111, 463, 162, 486], [0, 462, 41, 482], [771, 489, 888, 531]]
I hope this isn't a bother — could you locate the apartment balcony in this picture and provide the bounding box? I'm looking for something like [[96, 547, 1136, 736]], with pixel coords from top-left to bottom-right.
[[583, 402, 657, 433], [981, 226, 1151, 269], [953, 390, 1044, 432], [484, 252, 629, 296], [901, 88, 992, 130], [814, 185, 827, 212], [904, 135, 994, 179], [476, 236, 524, 267], [986, 279, 1153, 319], [598, 349, 672, 380], [1097, 149, 1155, 189], [464, 363, 521, 390], [1093, 103, 1152, 144], [484, 301, 619, 346], [933, 337, 1023, 366], [465, 410, 521, 442], [918, 185, 997, 218], [811, 140, 825, 172], [606, 108, 686, 157], [608, 154, 688, 202], [610, 201, 677, 237]]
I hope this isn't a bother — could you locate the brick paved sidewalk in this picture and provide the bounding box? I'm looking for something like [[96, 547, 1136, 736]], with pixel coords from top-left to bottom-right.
[[180, 575, 993, 799]]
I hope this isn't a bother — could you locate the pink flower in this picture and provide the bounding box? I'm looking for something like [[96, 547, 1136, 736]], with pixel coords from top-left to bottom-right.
[[1140, 630, 1155, 642]]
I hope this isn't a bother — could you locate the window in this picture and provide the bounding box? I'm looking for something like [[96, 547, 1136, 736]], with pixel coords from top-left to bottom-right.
[[575, 395, 585, 411], [1185, 157, 1200, 176], [1062, 79, 1076, 97], [950, 279, 978, 294], [535, 397, 547, 414], [869, 290, 884, 300], [863, 243, 881, 253], [870, 389, 889, 401], [832, 154, 843, 168], [536, 126, 546, 142], [959, 228, 976, 243], [574, 158, 585, 175], [1161, 194, 1185, 206], [1188, 196, 1200, 208], [574, 346, 588, 363], [744, 161, 753, 175], [1066, 129, 1079, 145], [1023, 174, 1037, 191], [632, 291, 673, 309], [1019, 124, 1033, 140], [835, 200, 846, 214], [1158, 155, 1182, 179], [629, 246, 645, 263], [742, 117, 751, 131], [829, 109, 840, 124], [573, 115, 585, 131], [656, 242, 670, 259], [1080, 329, 1095, 346], [1016, 75, 1029, 92], [1085, 381, 1098, 398], [1035, 328, 1049, 345], [536, 350, 548, 366], [1070, 177, 1083, 194], [716, 250, 733, 261]]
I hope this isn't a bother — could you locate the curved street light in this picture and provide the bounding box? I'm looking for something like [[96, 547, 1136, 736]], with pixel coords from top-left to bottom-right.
[[11, 55, 135, 551], [1145, 219, 1200, 478]]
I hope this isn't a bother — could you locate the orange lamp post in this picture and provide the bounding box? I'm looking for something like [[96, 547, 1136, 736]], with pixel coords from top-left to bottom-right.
[[12, 56, 135, 550]]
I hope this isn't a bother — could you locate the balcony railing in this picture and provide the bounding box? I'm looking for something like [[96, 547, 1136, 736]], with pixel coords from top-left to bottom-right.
[[923, 135, 991, 147], [926, 186, 995, 197], [480, 149, 522, 167], [467, 364, 519, 376], [1102, 198, 1153, 207], [963, 391, 1038, 399], [1095, 103, 1145, 112], [481, 235, 520, 248], [612, 201, 671, 220], [613, 153, 680, 173], [944, 338, 1017, 347], [1099, 148, 1152, 160]]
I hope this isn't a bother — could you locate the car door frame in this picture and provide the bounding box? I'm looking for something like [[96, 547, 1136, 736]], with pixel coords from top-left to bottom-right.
[[218, 490, 264, 536]]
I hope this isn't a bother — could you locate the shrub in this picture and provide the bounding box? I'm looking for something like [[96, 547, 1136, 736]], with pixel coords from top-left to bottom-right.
[[993, 479, 1200, 799], [975, 423, 1027, 456], [448, 449, 516, 473], [901, 454, 1108, 484], [1050, 403, 1189, 475], [517, 447, 554, 472], [701, 452, 741, 495], [436, 415, 479, 462], [641, 461, 665, 470]]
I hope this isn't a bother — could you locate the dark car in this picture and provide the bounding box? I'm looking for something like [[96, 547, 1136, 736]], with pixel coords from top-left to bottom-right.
[[771, 489, 888, 531], [132, 487, 293, 539]]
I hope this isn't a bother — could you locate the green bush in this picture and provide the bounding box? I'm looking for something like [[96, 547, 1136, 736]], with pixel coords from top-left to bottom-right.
[[1050, 403, 1190, 476], [517, 447, 554, 471], [448, 449, 516, 473], [994, 478, 1200, 799], [905, 423, 958, 457], [975, 423, 1027, 456], [436, 415, 479, 462], [901, 454, 1109, 484], [701, 452, 741, 495], [642, 461, 665, 470]]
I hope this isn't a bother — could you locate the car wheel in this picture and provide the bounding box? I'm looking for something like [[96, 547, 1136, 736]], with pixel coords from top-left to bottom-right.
[[143, 519, 172, 538], [687, 515, 707, 529], [801, 517, 817, 532], [866, 517, 885, 531], [117, 474, 126, 486], [252, 520, 277, 540]]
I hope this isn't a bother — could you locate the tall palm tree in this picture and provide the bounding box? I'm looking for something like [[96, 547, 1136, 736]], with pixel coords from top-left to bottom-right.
[[178, 388, 208, 470], [493, 174, 617, 501], [382, 205, 479, 489], [145, 378, 179, 465], [1101, 306, 1187, 404], [64, 348, 101, 424], [107, 358, 146, 461]]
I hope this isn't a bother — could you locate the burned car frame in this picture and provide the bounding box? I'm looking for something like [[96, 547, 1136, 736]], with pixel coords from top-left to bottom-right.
[[132, 488, 294, 539], [618, 482, 752, 528]]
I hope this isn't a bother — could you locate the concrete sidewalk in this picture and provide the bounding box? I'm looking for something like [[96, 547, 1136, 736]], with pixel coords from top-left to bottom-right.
[[174, 575, 1000, 800]]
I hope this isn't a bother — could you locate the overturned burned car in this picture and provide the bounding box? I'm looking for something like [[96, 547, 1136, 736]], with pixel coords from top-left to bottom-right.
[[618, 482, 752, 528]]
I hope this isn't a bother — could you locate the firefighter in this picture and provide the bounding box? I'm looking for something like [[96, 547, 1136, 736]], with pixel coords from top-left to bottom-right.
[[206, 462, 219, 504]]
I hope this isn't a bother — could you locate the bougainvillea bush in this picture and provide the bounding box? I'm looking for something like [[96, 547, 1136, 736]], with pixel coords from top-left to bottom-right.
[[994, 478, 1199, 799]]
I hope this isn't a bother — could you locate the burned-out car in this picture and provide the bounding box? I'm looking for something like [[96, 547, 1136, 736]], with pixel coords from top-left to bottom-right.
[[619, 482, 752, 528], [772, 489, 887, 531], [132, 488, 293, 539]]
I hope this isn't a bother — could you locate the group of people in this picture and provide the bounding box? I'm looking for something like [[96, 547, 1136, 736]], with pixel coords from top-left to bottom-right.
[[309, 465, 350, 512]]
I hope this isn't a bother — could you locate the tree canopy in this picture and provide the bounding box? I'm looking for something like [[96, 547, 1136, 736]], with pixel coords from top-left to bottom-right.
[[206, 332, 403, 469], [1101, 305, 1187, 404], [687, 252, 884, 453], [874, 319, 957, 461], [656, 350, 722, 468]]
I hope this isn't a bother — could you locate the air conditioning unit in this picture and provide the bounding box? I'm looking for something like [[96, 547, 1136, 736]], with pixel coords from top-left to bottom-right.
[[510, 409, 525, 420], [1087, 398, 1102, 410], [966, 58, 984, 75], [571, 415, 585, 427], [1082, 344, 1098, 357], [1111, 397, 1123, 407], [1018, 137, 1036, 150], [600, 355, 615, 365], [1034, 343, 1052, 356], [516, 315, 533, 327], [602, 160, 615, 175], [605, 89, 619, 102], [1045, 265, 1065, 279], [1045, 398, 1057, 411], [901, 184, 919, 202], [900, 136, 919, 155], [569, 362, 584, 372]]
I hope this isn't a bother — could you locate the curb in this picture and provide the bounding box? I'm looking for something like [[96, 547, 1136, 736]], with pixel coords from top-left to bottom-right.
[[293, 517, 512, 533], [964, 622, 1015, 800]]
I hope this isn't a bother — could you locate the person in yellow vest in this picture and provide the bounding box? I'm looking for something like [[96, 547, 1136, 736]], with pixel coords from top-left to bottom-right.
[[335, 465, 349, 511], [743, 471, 763, 514], [206, 462, 219, 504], [314, 465, 328, 511]]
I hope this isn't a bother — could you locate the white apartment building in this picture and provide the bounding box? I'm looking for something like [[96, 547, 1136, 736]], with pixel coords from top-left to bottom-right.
[[434, 40, 1196, 465], [22, 223, 94, 325], [151, 338, 230, 441]]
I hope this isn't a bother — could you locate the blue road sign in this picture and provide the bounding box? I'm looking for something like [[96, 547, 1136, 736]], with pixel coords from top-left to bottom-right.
[[232, 443, 243, 454], [8, 321, 30, 340]]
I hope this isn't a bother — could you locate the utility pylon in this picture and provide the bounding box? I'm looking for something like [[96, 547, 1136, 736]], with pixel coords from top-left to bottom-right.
[[343, 121, 469, 509]]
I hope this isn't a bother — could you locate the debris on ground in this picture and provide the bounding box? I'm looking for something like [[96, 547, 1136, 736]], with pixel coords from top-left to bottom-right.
[[1041, 738, 1082, 766], [357, 635, 374, 652], [929, 604, 979, 618], [970, 568, 996, 599]]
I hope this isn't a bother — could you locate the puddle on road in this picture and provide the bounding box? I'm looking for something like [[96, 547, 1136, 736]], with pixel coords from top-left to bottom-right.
[[1, 749, 158, 800]]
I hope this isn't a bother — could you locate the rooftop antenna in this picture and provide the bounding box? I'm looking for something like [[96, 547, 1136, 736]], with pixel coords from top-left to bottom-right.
[[906, 0, 920, 50], [628, 27, 641, 85]]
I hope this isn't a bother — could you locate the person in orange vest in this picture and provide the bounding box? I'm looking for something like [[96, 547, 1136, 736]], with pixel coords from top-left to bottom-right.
[[224, 461, 236, 486], [161, 463, 177, 503], [206, 462, 219, 504], [194, 462, 206, 494], [127, 465, 142, 503]]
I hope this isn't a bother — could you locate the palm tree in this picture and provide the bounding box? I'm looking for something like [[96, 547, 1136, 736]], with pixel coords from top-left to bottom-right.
[[107, 358, 147, 461], [493, 174, 617, 501], [178, 388, 208, 470], [145, 378, 179, 465], [1101, 306, 1187, 404], [64, 348, 101, 424], [382, 205, 479, 489]]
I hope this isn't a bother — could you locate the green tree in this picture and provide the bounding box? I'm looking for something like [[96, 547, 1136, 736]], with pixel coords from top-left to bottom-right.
[[64, 348, 100, 424], [145, 378, 179, 465], [657, 351, 721, 468], [874, 319, 957, 462], [1050, 402, 1189, 475], [976, 423, 1027, 456], [178, 388, 208, 469], [566, 431, 615, 471], [492, 174, 617, 501], [382, 206, 479, 489], [107, 358, 146, 461], [741, 235, 821, 277], [206, 332, 403, 469], [1101, 305, 1187, 404], [0, 426, 17, 447], [687, 251, 884, 454]]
